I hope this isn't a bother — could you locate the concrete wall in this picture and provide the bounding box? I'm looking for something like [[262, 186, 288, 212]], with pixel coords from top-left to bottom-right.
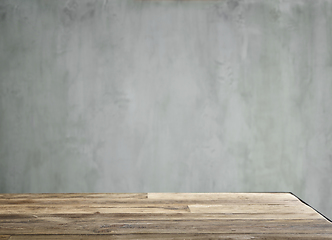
[[0, 0, 331, 219]]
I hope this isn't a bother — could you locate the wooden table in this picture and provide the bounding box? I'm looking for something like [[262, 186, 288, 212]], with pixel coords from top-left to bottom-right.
[[0, 193, 331, 239]]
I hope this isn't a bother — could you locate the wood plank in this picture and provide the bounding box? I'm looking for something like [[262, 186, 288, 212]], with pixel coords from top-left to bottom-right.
[[0, 193, 147, 200], [0, 198, 300, 205], [7, 233, 332, 240], [148, 193, 298, 201], [0, 201, 304, 210], [0, 203, 317, 216], [0, 212, 323, 220], [0, 193, 330, 239], [0, 205, 190, 214], [0, 217, 331, 235], [0, 193, 299, 207], [188, 203, 319, 215]]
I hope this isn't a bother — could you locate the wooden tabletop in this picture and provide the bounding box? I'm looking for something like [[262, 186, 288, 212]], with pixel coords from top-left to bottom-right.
[[0, 193, 331, 239]]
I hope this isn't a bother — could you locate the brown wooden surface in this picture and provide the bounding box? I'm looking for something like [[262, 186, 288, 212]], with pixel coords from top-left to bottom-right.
[[0, 193, 331, 239]]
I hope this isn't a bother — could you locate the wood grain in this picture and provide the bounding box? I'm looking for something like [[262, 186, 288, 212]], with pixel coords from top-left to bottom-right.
[[0, 236, 10, 240], [7, 234, 332, 240], [0, 193, 331, 239]]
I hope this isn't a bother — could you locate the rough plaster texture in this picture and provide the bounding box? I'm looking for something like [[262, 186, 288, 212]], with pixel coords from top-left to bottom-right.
[[0, 0, 331, 219]]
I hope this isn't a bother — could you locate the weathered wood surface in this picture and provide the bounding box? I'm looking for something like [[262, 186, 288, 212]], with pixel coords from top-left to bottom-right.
[[0, 193, 331, 239]]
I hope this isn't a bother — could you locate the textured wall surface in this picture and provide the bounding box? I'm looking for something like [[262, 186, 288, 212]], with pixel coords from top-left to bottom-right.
[[0, 0, 331, 219]]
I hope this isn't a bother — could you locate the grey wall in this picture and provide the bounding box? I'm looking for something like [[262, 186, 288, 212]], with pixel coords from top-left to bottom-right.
[[0, 0, 331, 219]]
